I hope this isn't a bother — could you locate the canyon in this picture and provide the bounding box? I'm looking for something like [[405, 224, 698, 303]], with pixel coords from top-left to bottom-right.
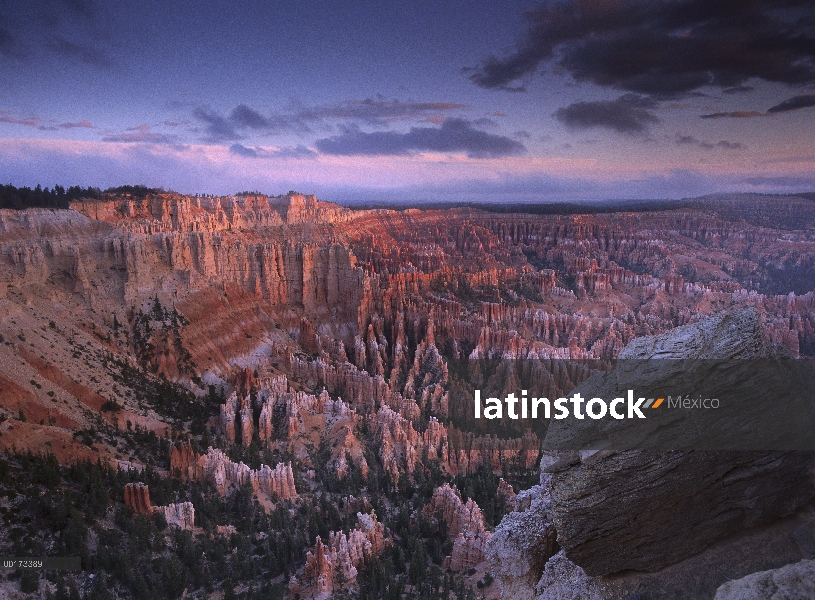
[[0, 190, 814, 598]]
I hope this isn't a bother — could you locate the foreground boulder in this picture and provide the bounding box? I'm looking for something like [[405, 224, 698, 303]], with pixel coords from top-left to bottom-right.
[[713, 559, 815, 600], [548, 449, 812, 575], [542, 308, 815, 576]]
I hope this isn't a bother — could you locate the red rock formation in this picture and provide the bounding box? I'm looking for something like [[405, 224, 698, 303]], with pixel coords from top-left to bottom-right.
[[303, 536, 334, 594], [232, 366, 256, 397], [5, 192, 815, 594], [251, 462, 297, 500], [402, 320, 449, 416], [170, 441, 202, 479], [450, 530, 491, 572], [424, 484, 487, 538], [124, 483, 152, 515], [239, 401, 253, 448], [257, 398, 274, 442], [198, 447, 297, 500], [445, 427, 541, 476], [218, 391, 253, 446], [423, 484, 491, 571], [219, 392, 238, 444], [375, 406, 448, 482], [125, 482, 194, 528], [172, 442, 298, 500], [299, 512, 388, 595], [331, 423, 369, 481]]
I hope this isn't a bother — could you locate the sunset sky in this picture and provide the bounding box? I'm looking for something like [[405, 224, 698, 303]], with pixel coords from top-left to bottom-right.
[[1, 0, 814, 203]]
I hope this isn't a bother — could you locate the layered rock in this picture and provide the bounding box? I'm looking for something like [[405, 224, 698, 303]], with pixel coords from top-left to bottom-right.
[[402, 319, 449, 416], [445, 427, 541, 477], [4, 192, 815, 599], [376, 406, 445, 482], [482, 307, 815, 599], [219, 391, 254, 446], [542, 309, 815, 575], [487, 309, 815, 599]]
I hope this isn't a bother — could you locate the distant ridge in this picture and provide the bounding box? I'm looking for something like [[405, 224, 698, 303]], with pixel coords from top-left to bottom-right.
[[340, 191, 815, 218]]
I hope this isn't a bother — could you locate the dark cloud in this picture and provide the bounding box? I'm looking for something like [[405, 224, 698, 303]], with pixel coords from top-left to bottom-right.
[[229, 105, 271, 130], [700, 110, 767, 119], [1, 111, 95, 131], [272, 145, 317, 158], [193, 108, 240, 142], [676, 135, 743, 150], [102, 125, 178, 144], [59, 119, 93, 129], [723, 85, 754, 95], [229, 143, 258, 157], [314, 118, 526, 158], [194, 99, 470, 143], [767, 94, 815, 114], [193, 105, 304, 141], [229, 144, 316, 159], [298, 98, 467, 125], [470, 0, 815, 97], [554, 94, 659, 134], [700, 94, 815, 119]]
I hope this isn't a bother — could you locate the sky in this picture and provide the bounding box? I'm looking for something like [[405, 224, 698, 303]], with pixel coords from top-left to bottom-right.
[[1, 0, 814, 204]]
